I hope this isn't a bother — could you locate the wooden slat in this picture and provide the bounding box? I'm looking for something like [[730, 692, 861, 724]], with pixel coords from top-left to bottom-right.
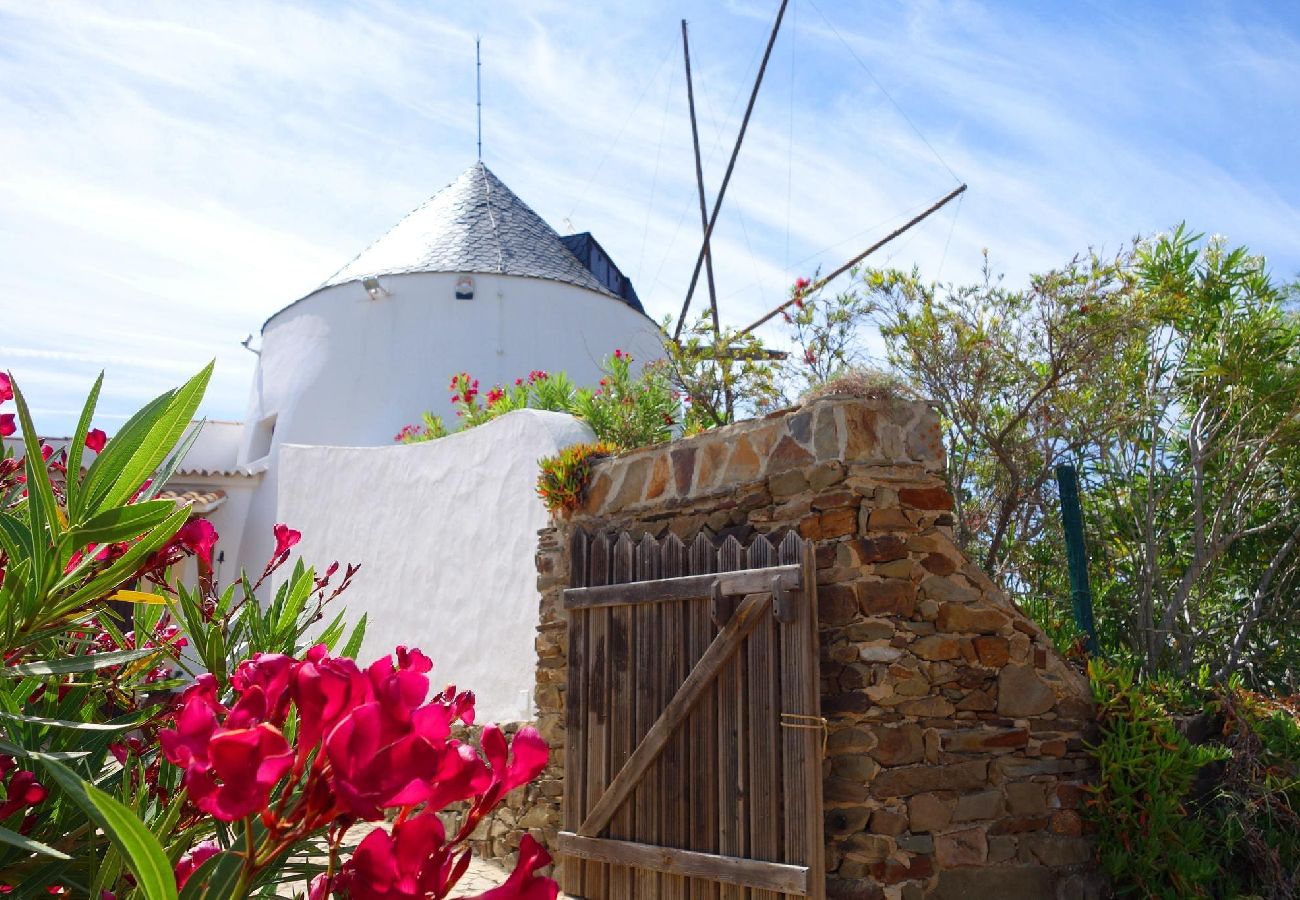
[[584, 533, 611, 898], [633, 534, 662, 899], [558, 833, 810, 896], [688, 533, 718, 900], [563, 531, 589, 897], [565, 566, 800, 609], [660, 534, 689, 900], [779, 540, 825, 900], [608, 533, 636, 900], [747, 539, 781, 900], [579, 588, 774, 840], [717, 537, 747, 900]]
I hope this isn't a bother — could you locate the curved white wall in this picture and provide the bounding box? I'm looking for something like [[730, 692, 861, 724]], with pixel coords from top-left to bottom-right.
[[275, 409, 595, 722], [241, 272, 665, 459], [233, 271, 662, 574]]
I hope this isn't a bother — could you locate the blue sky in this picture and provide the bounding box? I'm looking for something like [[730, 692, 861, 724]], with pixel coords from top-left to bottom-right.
[[2, 0, 1298, 435]]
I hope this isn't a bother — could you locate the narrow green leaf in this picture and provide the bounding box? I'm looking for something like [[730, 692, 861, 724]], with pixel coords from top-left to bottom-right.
[[64, 371, 104, 517], [99, 362, 213, 514], [340, 614, 368, 659], [65, 500, 176, 550], [0, 822, 70, 859], [33, 754, 179, 900], [10, 381, 61, 593], [0, 707, 146, 731], [77, 390, 174, 519], [0, 647, 157, 678]]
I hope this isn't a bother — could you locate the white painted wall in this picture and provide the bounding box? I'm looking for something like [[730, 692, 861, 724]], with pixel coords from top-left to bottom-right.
[[276, 409, 595, 723], [178, 420, 243, 473], [242, 271, 664, 460], [233, 269, 663, 575]]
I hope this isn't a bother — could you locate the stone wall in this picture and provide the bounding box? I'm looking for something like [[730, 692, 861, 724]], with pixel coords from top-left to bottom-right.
[[512, 395, 1103, 898]]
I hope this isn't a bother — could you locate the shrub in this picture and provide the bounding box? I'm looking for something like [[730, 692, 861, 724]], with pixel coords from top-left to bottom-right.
[[397, 351, 678, 452], [0, 367, 556, 898], [535, 442, 615, 515], [1086, 661, 1227, 898]]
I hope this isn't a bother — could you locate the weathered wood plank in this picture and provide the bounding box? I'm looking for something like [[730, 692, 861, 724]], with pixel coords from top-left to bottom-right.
[[579, 590, 774, 840], [778, 540, 825, 900], [564, 566, 800, 610], [660, 534, 689, 900], [562, 531, 589, 897], [608, 534, 637, 900], [746, 540, 781, 900], [633, 534, 662, 900], [687, 533, 718, 900], [584, 533, 611, 897], [717, 537, 747, 900], [558, 833, 811, 896]]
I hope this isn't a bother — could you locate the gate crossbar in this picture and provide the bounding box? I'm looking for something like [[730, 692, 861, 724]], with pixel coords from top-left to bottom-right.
[[563, 564, 801, 610]]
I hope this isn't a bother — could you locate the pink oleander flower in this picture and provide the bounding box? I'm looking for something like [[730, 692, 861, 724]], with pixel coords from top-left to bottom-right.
[[273, 522, 301, 558], [330, 810, 464, 899], [85, 428, 107, 453], [0, 414, 14, 438], [0, 373, 11, 403], [173, 840, 220, 889], [486, 387, 505, 406], [479, 835, 559, 900], [177, 518, 219, 568]]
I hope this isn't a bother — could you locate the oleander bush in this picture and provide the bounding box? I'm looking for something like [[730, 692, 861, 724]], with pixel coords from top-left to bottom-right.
[[396, 350, 680, 451], [0, 366, 556, 899]]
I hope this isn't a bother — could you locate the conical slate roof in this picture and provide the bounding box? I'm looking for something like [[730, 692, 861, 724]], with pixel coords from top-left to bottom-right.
[[320, 162, 615, 297]]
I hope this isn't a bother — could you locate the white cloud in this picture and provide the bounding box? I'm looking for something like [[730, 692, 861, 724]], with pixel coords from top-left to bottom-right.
[[1, 0, 1297, 435]]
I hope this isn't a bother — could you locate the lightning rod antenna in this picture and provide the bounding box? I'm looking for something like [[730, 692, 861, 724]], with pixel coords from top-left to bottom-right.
[[476, 36, 483, 160]]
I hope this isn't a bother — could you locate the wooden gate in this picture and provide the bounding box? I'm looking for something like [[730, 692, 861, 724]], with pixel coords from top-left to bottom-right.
[[559, 530, 826, 900]]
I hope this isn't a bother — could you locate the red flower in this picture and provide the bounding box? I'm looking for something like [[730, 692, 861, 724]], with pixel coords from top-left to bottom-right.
[[85, 428, 107, 453], [486, 387, 505, 405], [479, 835, 559, 900], [192, 722, 293, 820], [291, 646, 372, 754], [480, 725, 549, 797], [173, 840, 220, 889], [0, 373, 11, 403], [177, 519, 218, 568], [0, 768, 47, 819], [613, 349, 623, 359], [273, 523, 301, 558], [0, 415, 13, 438], [159, 675, 223, 770], [332, 810, 463, 899], [232, 653, 296, 725]]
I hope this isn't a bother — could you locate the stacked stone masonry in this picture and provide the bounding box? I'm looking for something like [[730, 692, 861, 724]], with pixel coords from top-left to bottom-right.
[[487, 396, 1105, 899]]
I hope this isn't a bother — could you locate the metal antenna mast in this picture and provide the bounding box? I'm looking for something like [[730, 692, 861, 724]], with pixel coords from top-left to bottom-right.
[[681, 20, 720, 339], [476, 36, 483, 160]]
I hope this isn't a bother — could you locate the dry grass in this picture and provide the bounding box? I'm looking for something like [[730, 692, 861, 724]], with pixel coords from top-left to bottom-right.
[[801, 367, 915, 404]]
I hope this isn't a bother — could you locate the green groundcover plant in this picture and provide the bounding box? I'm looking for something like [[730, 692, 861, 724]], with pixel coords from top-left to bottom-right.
[[1087, 660, 1300, 899], [0, 366, 556, 899]]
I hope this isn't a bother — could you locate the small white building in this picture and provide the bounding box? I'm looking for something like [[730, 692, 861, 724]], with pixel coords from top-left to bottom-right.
[[111, 161, 664, 718]]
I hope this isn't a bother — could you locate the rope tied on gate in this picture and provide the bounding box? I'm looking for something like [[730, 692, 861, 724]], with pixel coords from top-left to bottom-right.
[[780, 712, 829, 757]]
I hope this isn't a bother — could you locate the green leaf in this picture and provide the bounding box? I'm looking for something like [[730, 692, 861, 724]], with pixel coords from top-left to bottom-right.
[[341, 613, 368, 658], [0, 822, 70, 859], [0, 647, 158, 678], [97, 362, 213, 515], [177, 850, 245, 900], [64, 371, 104, 517], [66, 500, 177, 549], [10, 381, 62, 595], [0, 707, 146, 731], [33, 753, 179, 900]]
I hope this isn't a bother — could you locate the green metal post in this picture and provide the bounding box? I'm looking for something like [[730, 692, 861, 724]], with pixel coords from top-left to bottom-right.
[[1055, 463, 1100, 656]]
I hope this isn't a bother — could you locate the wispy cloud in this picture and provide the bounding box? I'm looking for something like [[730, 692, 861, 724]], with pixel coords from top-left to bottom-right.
[[2, 0, 1297, 434]]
